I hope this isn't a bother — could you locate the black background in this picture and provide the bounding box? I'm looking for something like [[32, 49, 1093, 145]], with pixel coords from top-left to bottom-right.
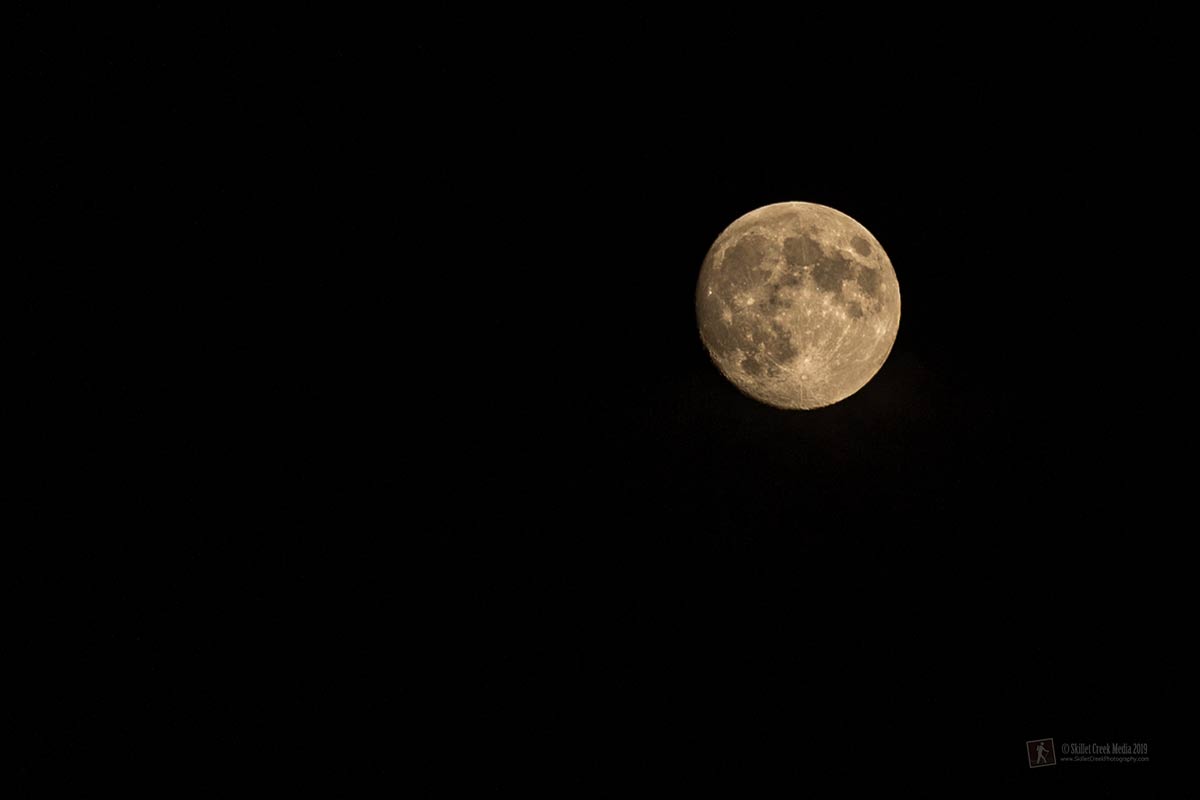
[[39, 9, 1177, 791]]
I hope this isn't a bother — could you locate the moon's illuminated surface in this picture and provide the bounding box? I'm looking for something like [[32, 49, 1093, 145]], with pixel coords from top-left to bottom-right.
[[696, 202, 900, 409]]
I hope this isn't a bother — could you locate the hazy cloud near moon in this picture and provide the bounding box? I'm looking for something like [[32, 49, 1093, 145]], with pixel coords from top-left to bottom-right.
[[696, 202, 901, 409]]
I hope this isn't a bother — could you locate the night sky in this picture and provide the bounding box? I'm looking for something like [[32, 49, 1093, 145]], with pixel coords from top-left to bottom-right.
[[402, 26, 1170, 791], [43, 11, 1175, 790], [398, 29, 1168, 790]]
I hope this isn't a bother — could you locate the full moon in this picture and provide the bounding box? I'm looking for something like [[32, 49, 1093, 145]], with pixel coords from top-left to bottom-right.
[[696, 202, 900, 409]]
